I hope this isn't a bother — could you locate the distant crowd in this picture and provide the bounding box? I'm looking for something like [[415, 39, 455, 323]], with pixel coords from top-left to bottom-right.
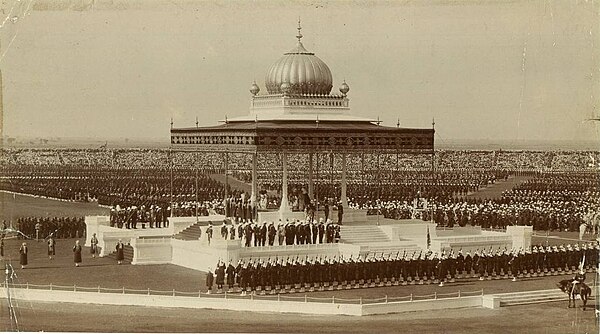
[[1, 148, 599, 235]]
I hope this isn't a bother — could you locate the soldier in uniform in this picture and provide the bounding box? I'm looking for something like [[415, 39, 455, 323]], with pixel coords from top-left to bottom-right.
[[73, 240, 83, 267], [436, 253, 446, 286], [206, 267, 214, 294], [238, 262, 248, 295], [268, 223, 276, 246], [509, 250, 520, 281], [226, 260, 236, 291], [318, 219, 325, 244], [259, 222, 267, 246], [310, 222, 319, 244], [206, 223, 213, 245], [19, 242, 28, 269], [46, 235, 56, 260], [229, 223, 236, 240], [243, 222, 252, 247], [456, 250, 465, 278], [277, 221, 285, 245], [215, 260, 226, 292], [220, 222, 228, 240], [115, 239, 125, 265], [90, 233, 99, 258]]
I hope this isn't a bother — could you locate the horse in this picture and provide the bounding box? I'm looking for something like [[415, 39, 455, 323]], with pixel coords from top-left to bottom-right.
[[557, 279, 592, 310]]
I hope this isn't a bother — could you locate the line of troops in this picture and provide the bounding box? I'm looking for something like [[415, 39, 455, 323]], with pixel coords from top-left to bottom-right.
[[12, 217, 85, 240], [205, 242, 599, 294], [212, 218, 341, 247]]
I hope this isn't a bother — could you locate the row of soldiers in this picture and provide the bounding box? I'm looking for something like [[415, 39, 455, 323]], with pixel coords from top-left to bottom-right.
[[205, 242, 599, 293], [12, 217, 85, 240], [215, 219, 342, 247]]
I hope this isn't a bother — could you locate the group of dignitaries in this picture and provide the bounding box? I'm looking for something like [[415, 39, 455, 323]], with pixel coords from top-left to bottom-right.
[[204, 242, 599, 294], [209, 218, 342, 247], [109, 204, 171, 229]]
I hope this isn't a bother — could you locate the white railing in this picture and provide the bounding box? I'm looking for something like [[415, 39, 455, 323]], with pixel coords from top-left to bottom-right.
[[0, 282, 483, 305]]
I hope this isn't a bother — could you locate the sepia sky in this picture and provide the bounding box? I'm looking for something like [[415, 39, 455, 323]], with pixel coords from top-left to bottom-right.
[[1, 0, 599, 143]]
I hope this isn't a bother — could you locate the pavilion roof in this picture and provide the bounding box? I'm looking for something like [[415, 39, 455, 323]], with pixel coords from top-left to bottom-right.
[[170, 120, 434, 153]]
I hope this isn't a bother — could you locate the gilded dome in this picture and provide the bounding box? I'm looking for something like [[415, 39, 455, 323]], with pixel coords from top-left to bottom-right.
[[265, 40, 333, 95]]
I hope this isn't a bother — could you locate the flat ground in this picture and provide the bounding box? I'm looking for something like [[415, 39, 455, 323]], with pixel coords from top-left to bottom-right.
[[464, 175, 532, 200], [1, 193, 599, 332], [1, 298, 598, 333], [0, 191, 109, 222]]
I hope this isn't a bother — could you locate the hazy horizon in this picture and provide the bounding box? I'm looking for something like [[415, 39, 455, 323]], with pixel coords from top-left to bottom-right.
[[3, 135, 599, 151], [1, 0, 599, 144]]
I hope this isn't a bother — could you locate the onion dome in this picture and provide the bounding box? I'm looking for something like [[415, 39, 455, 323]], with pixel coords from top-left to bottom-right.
[[339, 80, 349, 96], [265, 22, 333, 95], [250, 81, 260, 95]]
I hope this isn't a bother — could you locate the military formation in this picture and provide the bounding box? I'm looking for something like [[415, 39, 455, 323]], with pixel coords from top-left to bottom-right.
[[205, 242, 599, 294], [12, 217, 85, 240]]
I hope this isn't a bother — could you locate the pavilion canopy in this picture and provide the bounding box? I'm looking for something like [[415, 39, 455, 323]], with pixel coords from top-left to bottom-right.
[[170, 120, 434, 153]]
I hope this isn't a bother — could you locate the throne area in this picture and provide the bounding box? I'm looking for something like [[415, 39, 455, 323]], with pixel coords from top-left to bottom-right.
[[85, 213, 532, 272]]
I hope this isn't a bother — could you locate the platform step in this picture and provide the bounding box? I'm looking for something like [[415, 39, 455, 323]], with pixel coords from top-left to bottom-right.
[[174, 222, 203, 240], [494, 288, 597, 307], [339, 225, 391, 245]]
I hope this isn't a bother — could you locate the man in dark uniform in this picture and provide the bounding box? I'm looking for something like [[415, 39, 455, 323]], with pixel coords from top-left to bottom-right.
[[456, 250, 465, 278], [244, 223, 252, 247], [509, 250, 520, 281], [215, 260, 226, 292], [259, 222, 267, 246], [226, 260, 236, 291], [268, 223, 276, 246], [318, 219, 325, 244], [253, 223, 261, 247], [311, 222, 318, 244], [337, 202, 344, 225], [206, 267, 214, 294]]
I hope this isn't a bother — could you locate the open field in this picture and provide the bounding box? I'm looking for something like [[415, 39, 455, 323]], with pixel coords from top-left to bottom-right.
[[0, 192, 598, 333], [0, 191, 109, 222], [1, 297, 598, 333]]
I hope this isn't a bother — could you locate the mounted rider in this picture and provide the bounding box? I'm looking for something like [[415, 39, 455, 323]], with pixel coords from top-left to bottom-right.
[[571, 255, 587, 294]]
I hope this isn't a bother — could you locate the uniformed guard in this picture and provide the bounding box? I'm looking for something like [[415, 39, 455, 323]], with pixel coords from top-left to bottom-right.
[[47, 235, 56, 260]]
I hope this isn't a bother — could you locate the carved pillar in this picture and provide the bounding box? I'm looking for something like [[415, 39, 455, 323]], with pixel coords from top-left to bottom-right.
[[308, 152, 314, 200], [279, 152, 290, 212], [341, 153, 348, 208], [251, 152, 258, 207]]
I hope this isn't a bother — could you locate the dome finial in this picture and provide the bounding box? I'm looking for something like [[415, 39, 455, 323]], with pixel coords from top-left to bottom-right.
[[296, 17, 303, 42]]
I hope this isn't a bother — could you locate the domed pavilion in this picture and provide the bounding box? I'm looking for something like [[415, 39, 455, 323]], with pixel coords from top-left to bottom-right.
[[170, 22, 434, 221]]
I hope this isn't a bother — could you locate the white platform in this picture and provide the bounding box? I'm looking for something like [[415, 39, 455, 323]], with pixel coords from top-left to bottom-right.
[[86, 215, 533, 272]]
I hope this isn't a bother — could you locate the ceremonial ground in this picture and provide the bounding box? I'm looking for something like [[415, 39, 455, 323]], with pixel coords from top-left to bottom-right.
[[1, 192, 598, 332]]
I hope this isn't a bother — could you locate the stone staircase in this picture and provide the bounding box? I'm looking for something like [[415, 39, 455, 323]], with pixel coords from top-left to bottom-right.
[[340, 225, 423, 256], [339, 225, 391, 245], [107, 244, 134, 264], [173, 222, 203, 240], [492, 288, 596, 307]]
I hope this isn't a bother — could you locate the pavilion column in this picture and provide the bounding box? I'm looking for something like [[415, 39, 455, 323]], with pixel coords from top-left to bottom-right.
[[250, 152, 258, 208], [308, 152, 314, 200], [279, 152, 290, 212], [224, 152, 229, 198], [341, 153, 348, 208]]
